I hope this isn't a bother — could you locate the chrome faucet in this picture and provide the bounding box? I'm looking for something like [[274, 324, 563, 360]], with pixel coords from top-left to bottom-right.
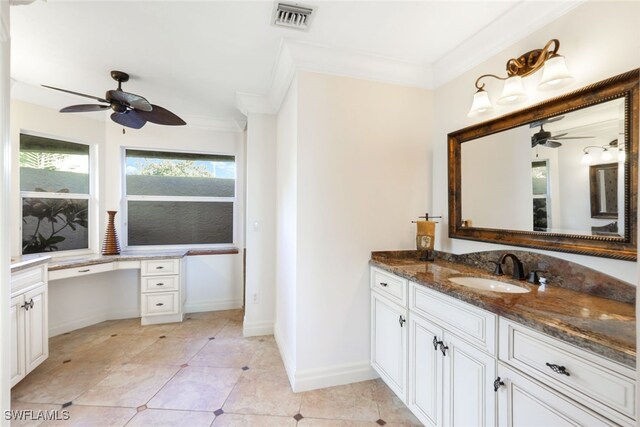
[[494, 253, 526, 280]]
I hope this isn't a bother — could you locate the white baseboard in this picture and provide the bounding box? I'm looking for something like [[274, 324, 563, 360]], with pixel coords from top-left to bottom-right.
[[292, 360, 378, 392], [274, 325, 296, 387], [273, 325, 376, 392], [49, 308, 140, 337], [185, 298, 243, 313], [243, 319, 274, 337]]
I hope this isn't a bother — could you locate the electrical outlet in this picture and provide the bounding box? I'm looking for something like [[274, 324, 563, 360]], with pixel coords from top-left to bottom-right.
[[252, 293, 259, 304]]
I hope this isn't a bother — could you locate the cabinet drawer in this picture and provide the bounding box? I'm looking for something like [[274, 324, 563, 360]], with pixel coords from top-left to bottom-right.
[[141, 259, 180, 276], [371, 267, 407, 307], [48, 262, 113, 282], [142, 292, 179, 316], [11, 265, 45, 295], [410, 282, 496, 355], [499, 319, 636, 424], [142, 275, 179, 293]]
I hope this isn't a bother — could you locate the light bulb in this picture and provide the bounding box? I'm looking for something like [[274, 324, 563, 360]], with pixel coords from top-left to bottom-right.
[[467, 89, 494, 117], [601, 148, 612, 161], [581, 151, 592, 165]]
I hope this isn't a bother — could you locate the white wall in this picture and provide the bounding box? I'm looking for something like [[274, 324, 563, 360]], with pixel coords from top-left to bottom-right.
[[243, 113, 277, 336], [432, 1, 640, 284], [1, 0, 11, 419], [274, 71, 432, 391], [10, 100, 245, 335], [274, 77, 297, 377]]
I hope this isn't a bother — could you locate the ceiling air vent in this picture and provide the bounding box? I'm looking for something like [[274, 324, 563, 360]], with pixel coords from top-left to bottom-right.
[[272, 2, 315, 31]]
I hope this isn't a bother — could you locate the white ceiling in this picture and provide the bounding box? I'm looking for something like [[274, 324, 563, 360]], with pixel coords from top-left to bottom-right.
[[10, 0, 580, 128]]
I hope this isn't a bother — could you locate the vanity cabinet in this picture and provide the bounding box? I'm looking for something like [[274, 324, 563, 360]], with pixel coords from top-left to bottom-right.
[[370, 265, 637, 427], [371, 268, 408, 401], [140, 258, 185, 325], [408, 282, 497, 427], [10, 264, 48, 387]]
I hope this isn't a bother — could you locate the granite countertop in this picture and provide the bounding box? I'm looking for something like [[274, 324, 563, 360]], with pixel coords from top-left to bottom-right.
[[10, 254, 52, 273], [9, 247, 240, 273], [370, 253, 636, 369]]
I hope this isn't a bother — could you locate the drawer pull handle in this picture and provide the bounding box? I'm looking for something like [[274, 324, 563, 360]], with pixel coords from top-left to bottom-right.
[[546, 363, 570, 376], [21, 299, 34, 311], [156, 266, 165, 270], [380, 282, 388, 287], [398, 315, 405, 327], [493, 377, 505, 392], [155, 303, 164, 307], [78, 269, 91, 273], [433, 336, 443, 351], [156, 283, 165, 286]]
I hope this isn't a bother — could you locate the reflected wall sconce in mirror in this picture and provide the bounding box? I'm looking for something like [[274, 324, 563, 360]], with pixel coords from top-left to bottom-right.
[[468, 39, 573, 117], [581, 140, 625, 164]]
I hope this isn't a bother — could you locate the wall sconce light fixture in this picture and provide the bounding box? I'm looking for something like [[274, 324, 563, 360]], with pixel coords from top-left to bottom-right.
[[468, 39, 573, 117], [581, 140, 624, 164]]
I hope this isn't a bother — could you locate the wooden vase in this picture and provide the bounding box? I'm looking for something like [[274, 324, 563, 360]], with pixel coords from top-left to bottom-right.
[[102, 210, 121, 255]]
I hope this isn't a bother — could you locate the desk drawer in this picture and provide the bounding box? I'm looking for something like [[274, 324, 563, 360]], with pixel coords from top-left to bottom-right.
[[141, 259, 180, 276], [499, 319, 636, 424], [410, 282, 496, 355], [11, 265, 45, 295], [142, 275, 179, 293], [371, 267, 407, 307], [142, 292, 179, 316], [48, 263, 113, 282]]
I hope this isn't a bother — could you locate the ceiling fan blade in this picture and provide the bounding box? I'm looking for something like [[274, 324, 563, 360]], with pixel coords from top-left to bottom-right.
[[550, 132, 568, 139], [42, 85, 108, 103], [60, 104, 110, 113], [107, 90, 152, 112], [136, 104, 186, 126], [552, 136, 595, 140], [111, 111, 146, 129], [529, 115, 565, 128]]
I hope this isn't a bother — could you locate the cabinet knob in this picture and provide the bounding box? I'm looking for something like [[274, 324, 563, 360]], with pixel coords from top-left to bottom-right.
[[439, 342, 448, 356], [155, 303, 164, 307], [493, 377, 505, 392], [546, 363, 570, 376], [432, 336, 443, 351], [398, 315, 405, 327], [380, 282, 388, 287]]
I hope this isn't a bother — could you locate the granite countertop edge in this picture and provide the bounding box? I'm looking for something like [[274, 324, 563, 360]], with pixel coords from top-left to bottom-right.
[[369, 258, 636, 369], [10, 255, 52, 273]]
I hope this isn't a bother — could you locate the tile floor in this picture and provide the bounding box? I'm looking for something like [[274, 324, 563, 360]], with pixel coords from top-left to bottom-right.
[[11, 309, 421, 427]]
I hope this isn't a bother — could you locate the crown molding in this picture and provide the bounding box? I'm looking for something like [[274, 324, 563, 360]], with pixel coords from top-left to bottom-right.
[[431, 0, 585, 88], [181, 114, 244, 133], [235, 92, 277, 116]]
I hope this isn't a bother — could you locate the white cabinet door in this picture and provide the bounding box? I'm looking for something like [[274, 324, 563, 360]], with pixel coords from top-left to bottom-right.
[[10, 294, 26, 387], [371, 292, 407, 401], [24, 284, 48, 374], [443, 332, 496, 427], [409, 313, 444, 427], [497, 363, 619, 427]]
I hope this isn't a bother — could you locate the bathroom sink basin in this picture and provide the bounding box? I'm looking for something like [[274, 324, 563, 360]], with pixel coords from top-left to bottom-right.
[[448, 277, 530, 294]]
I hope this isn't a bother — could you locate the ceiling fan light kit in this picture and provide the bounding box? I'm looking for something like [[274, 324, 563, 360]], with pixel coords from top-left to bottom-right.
[[42, 70, 186, 130], [468, 38, 574, 117]]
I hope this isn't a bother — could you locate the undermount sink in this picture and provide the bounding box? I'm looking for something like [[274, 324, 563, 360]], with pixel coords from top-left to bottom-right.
[[448, 276, 530, 294]]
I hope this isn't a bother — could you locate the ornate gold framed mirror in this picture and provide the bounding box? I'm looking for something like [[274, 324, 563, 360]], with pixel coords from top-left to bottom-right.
[[448, 69, 638, 261]]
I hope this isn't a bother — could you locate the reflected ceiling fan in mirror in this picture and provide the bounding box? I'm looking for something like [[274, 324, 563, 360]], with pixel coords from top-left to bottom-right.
[[529, 116, 593, 148], [42, 71, 186, 131]]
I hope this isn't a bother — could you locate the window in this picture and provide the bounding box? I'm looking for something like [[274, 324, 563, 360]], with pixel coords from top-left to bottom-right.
[[531, 160, 550, 232], [20, 134, 91, 254], [124, 149, 236, 247]]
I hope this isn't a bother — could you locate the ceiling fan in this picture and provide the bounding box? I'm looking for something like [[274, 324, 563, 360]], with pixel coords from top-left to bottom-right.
[[529, 116, 593, 148], [42, 71, 186, 130]]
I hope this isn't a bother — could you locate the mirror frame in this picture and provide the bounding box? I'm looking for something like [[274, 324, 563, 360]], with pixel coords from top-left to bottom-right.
[[448, 68, 638, 261]]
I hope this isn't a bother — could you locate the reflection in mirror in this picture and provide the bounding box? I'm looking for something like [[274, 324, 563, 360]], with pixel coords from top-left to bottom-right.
[[460, 98, 625, 238]]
